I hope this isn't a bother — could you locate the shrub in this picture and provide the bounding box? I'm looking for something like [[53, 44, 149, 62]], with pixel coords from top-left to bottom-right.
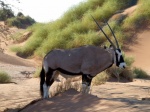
[[0, 70, 11, 83], [106, 66, 134, 82], [0, 8, 14, 21], [133, 67, 150, 79], [92, 72, 109, 85], [6, 16, 36, 28], [33, 67, 41, 78], [17, 12, 24, 17]]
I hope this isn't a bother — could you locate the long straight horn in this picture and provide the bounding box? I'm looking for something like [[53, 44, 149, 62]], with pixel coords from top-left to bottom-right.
[[103, 19, 119, 49], [91, 15, 116, 49]]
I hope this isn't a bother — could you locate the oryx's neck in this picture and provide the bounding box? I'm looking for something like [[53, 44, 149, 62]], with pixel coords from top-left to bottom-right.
[[113, 51, 116, 65], [106, 48, 115, 66]]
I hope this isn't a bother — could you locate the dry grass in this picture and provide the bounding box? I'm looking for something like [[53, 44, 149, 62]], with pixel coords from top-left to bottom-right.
[[92, 72, 109, 86], [106, 66, 134, 82], [51, 79, 81, 97]]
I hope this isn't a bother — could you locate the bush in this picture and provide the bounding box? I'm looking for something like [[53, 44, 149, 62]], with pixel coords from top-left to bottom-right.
[[0, 71, 11, 83], [92, 72, 109, 85], [33, 67, 41, 78], [6, 16, 36, 28], [133, 67, 150, 79], [0, 9, 14, 21], [106, 66, 134, 82], [17, 12, 24, 17]]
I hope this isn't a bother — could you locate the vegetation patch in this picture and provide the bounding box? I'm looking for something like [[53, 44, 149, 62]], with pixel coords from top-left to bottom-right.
[[14, 0, 138, 58], [133, 67, 150, 79], [92, 72, 109, 85], [51, 79, 80, 97], [33, 67, 41, 78], [6, 15, 35, 28], [9, 0, 149, 82], [0, 70, 11, 83]]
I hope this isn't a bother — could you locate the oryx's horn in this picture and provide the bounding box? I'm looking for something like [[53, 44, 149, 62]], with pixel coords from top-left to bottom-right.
[[103, 19, 119, 49], [91, 15, 116, 49]]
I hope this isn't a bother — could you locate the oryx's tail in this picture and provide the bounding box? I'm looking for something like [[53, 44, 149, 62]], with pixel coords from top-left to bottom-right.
[[40, 66, 45, 97]]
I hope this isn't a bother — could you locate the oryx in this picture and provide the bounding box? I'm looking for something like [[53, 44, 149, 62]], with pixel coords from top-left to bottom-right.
[[40, 16, 126, 98]]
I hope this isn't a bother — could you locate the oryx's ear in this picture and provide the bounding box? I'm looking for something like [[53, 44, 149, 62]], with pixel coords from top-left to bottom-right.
[[104, 45, 107, 49], [109, 45, 113, 49]]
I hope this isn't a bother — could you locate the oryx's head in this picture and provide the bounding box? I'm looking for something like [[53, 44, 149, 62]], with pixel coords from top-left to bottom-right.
[[91, 15, 126, 69]]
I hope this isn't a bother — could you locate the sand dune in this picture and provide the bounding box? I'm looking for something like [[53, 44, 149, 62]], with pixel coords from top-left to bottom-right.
[[125, 29, 150, 73]]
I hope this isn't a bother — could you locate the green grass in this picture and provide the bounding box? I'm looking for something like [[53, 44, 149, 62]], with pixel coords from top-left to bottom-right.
[[123, 0, 150, 30], [133, 67, 150, 79], [33, 67, 41, 78], [0, 71, 11, 83], [13, 0, 137, 58], [16, 25, 49, 57]]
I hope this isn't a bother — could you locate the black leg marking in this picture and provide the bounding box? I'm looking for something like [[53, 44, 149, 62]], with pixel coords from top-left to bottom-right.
[[40, 67, 45, 97], [82, 74, 93, 86], [46, 68, 55, 87]]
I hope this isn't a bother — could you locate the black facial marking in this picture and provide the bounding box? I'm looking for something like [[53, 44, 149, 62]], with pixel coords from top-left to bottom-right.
[[115, 49, 125, 66], [115, 52, 119, 66]]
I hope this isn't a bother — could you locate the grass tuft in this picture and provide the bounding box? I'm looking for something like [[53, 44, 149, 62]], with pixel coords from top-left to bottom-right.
[[51, 79, 81, 97], [133, 67, 150, 79], [0, 71, 11, 83], [92, 72, 109, 85]]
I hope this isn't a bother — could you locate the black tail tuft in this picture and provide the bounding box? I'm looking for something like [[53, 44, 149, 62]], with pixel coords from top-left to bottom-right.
[[40, 67, 45, 97]]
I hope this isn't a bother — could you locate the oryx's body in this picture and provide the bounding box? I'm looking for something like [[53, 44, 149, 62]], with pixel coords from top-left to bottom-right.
[[44, 45, 113, 76], [40, 16, 126, 98]]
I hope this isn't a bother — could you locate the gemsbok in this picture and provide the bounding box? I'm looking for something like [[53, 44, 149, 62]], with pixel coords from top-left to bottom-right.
[[40, 16, 126, 98]]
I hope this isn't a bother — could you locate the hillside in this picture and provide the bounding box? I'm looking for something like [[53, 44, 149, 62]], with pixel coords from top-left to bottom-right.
[[10, 0, 150, 72], [12, 0, 139, 58]]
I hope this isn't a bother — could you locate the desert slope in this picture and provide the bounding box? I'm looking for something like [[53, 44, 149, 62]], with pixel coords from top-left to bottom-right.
[[12, 82, 150, 112], [125, 28, 150, 73]]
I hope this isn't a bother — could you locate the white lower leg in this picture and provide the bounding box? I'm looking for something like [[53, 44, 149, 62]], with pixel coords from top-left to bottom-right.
[[81, 84, 91, 94], [43, 83, 50, 98], [81, 84, 87, 93], [85, 86, 90, 93]]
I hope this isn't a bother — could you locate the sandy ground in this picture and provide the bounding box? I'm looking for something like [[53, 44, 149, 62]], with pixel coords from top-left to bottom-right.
[[1, 5, 150, 112], [4, 80, 150, 112]]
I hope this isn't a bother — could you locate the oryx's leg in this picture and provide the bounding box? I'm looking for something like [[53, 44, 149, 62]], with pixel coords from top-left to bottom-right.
[[43, 68, 58, 98], [81, 74, 93, 94]]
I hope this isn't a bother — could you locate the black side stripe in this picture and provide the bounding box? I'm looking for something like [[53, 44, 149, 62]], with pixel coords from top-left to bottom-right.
[[56, 68, 83, 76]]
